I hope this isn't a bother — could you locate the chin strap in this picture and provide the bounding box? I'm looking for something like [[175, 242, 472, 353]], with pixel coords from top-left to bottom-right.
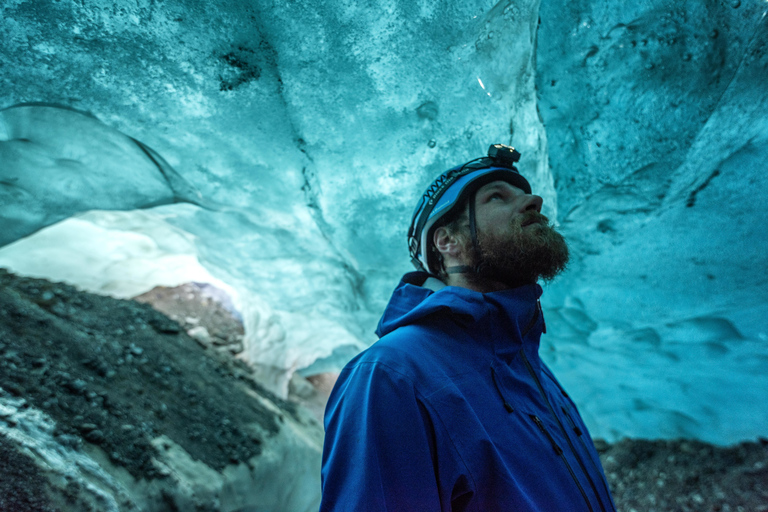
[[447, 191, 481, 275], [468, 190, 479, 249], [446, 265, 474, 274]]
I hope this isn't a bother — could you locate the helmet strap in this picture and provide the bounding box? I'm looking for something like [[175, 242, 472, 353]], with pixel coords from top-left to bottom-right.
[[446, 191, 481, 275], [468, 189, 480, 259], [446, 265, 474, 274]]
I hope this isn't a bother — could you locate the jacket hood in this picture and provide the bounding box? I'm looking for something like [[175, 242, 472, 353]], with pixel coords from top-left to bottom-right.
[[376, 272, 543, 340]]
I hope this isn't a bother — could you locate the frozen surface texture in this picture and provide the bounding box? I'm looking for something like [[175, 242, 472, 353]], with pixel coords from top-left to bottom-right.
[[0, 104, 203, 246], [0, 0, 549, 395], [536, 0, 768, 443], [0, 0, 766, 443]]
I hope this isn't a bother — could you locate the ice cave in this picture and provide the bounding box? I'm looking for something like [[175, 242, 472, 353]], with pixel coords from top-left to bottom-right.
[[1, 0, 767, 510]]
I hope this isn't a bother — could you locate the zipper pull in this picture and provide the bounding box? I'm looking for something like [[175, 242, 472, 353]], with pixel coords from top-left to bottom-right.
[[561, 406, 583, 436], [491, 366, 515, 413], [531, 415, 563, 455]]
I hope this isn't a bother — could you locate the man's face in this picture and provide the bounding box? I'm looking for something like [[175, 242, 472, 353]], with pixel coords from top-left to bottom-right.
[[465, 180, 569, 287]]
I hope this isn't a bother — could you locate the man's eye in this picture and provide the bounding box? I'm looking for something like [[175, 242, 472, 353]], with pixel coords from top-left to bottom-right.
[[488, 193, 503, 201]]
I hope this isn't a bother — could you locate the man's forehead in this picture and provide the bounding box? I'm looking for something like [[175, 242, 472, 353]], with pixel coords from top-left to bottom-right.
[[477, 180, 526, 194]]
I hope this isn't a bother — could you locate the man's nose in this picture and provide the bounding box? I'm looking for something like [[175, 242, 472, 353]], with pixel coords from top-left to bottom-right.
[[519, 194, 543, 213]]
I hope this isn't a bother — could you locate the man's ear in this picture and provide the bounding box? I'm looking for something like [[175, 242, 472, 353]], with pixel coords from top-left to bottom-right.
[[433, 227, 461, 258]]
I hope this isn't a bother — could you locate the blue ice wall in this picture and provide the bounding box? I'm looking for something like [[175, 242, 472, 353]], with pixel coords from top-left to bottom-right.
[[535, 0, 768, 442], [1, 0, 766, 443]]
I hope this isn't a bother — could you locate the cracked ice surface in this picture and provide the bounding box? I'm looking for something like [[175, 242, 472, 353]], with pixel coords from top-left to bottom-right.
[[1, 0, 767, 443]]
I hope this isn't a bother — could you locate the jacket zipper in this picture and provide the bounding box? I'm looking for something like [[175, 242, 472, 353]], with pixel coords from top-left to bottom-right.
[[520, 349, 610, 512], [530, 414, 593, 512], [521, 300, 540, 338], [561, 406, 615, 503]]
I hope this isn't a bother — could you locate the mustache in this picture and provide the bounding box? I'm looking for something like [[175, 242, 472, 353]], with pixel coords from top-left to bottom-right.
[[518, 211, 550, 228]]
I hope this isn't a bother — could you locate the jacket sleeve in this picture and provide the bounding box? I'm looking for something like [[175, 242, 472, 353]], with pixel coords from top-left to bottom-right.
[[319, 360, 446, 512]]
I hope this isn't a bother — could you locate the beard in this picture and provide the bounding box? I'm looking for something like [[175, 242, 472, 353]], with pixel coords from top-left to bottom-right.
[[467, 211, 569, 288]]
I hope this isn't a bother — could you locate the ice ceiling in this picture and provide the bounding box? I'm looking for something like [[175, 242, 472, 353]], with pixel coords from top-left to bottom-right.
[[1, 0, 767, 444]]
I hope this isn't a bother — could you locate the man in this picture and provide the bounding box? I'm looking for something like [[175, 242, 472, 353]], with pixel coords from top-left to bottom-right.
[[320, 145, 616, 511]]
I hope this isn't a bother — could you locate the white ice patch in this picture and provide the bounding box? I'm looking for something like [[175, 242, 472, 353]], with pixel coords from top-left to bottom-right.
[[0, 391, 132, 511], [0, 210, 235, 301]]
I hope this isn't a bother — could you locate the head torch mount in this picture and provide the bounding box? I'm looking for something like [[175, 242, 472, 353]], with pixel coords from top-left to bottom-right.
[[488, 144, 521, 168]]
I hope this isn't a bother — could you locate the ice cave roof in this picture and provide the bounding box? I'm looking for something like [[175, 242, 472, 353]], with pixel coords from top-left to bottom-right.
[[1, 0, 767, 444]]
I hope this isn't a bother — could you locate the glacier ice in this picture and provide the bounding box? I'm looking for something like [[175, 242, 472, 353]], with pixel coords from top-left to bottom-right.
[[0, 104, 203, 246], [1, 0, 767, 445], [0, 210, 235, 299], [536, 0, 768, 442]]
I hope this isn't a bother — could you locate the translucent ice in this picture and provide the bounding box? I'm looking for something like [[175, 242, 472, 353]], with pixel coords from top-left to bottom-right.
[[1, 0, 767, 444], [0, 104, 202, 246]]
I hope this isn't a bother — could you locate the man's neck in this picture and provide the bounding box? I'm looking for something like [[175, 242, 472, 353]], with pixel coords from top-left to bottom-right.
[[445, 273, 534, 293]]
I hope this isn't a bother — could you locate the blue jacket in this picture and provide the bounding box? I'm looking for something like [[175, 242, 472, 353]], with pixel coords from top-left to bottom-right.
[[320, 272, 616, 511]]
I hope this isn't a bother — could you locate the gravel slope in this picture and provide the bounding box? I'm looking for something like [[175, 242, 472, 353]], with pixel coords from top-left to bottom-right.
[[0, 269, 321, 511]]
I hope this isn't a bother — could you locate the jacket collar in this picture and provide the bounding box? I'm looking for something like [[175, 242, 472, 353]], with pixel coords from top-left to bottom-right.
[[376, 272, 544, 361]]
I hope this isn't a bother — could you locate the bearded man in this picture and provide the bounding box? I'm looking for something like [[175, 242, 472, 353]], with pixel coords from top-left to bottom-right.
[[320, 145, 616, 512]]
